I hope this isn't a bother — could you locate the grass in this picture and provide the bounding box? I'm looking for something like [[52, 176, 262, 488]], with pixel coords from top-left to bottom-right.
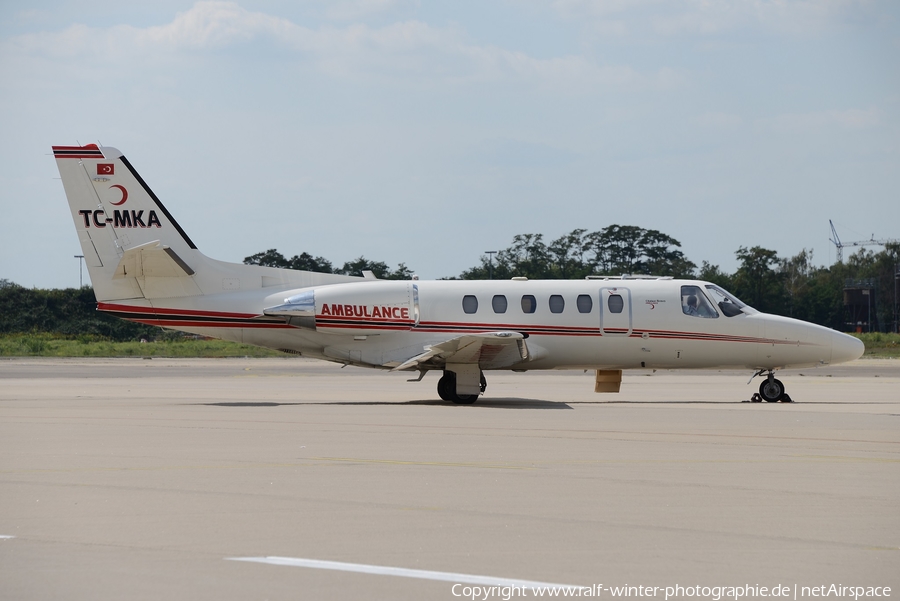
[[853, 332, 900, 358], [0, 333, 285, 358], [1, 332, 897, 359]]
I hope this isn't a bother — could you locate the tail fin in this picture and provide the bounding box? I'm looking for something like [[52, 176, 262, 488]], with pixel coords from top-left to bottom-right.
[[54, 144, 361, 304], [54, 144, 203, 301]]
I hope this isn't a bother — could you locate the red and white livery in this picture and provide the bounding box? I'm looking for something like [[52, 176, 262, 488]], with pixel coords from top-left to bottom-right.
[[54, 144, 864, 403]]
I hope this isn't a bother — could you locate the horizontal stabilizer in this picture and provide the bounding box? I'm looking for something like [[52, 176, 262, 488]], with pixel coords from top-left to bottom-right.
[[113, 240, 195, 279], [392, 331, 528, 371]]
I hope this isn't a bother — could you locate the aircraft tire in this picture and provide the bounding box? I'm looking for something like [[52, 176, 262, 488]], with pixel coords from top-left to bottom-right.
[[759, 378, 785, 403], [438, 371, 479, 404], [437, 373, 454, 401]]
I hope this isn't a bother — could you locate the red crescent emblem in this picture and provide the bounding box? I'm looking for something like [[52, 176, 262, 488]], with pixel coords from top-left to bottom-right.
[[110, 184, 128, 206]]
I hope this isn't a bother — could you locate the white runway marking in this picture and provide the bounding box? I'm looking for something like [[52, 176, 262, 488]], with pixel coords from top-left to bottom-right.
[[0, 535, 15, 539], [227, 556, 580, 589]]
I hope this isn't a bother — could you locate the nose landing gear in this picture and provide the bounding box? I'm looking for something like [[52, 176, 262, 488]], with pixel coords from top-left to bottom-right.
[[759, 375, 785, 402], [750, 370, 793, 403]]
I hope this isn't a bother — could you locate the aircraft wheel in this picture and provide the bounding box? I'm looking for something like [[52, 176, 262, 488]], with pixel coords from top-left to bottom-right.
[[437, 373, 454, 401], [759, 378, 785, 403], [437, 371, 479, 404]]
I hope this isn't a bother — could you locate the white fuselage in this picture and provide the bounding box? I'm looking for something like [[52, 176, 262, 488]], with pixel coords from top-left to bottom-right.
[[98, 277, 863, 373]]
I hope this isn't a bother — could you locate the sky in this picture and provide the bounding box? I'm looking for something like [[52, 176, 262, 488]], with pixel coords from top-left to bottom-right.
[[1, 0, 898, 288]]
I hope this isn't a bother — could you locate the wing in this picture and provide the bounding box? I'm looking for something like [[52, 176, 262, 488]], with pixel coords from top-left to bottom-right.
[[391, 331, 529, 372]]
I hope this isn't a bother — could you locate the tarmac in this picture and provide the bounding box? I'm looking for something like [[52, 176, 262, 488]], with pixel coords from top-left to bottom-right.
[[1, 357, 898, 600]]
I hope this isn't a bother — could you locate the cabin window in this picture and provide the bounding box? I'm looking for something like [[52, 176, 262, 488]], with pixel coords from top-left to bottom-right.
[[549, 295, 565, 314], [681, 285, 718, 318], [607, 294, 624, 314], [576, 294, 593, 313], [521, 295, 537, 314], [492, 295, 508, 314], [462, 295, 478, 314]]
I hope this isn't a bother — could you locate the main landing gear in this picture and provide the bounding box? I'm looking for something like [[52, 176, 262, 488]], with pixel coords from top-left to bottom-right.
[[437, 370, 487, 405], [750, 370, 793, 403]]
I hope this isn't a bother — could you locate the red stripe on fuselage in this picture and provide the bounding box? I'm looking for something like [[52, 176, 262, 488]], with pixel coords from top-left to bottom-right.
[[136, 319, 294, 329], [98, 302, 260, 319], [98, 303, 819, 345]]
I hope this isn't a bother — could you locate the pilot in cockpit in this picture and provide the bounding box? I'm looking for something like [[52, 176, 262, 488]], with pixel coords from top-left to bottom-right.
[[685, 295, 700, 316], [682, 287, 718, 318]]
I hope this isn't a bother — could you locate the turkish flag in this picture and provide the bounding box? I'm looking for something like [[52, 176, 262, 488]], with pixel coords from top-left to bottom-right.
[[97, 164, 114, 175]]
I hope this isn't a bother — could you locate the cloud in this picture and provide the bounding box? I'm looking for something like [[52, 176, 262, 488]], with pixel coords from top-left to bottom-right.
[[759, 107, 881, 132], [551, 0, 656, 19], [550, 0, 872, 37], [322, 0, 418, 21], [1, 1, 674, 92], [135, 1, 293, 49]]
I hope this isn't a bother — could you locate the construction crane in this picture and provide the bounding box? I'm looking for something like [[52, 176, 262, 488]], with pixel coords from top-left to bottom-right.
[[829, 220, 900, 263]]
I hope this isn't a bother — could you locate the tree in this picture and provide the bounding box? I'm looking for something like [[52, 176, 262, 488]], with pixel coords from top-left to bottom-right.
[[638, 229, 697, 278], [387, 263, 415, 280], [244, 249, 290, 269], [335, 257, 413, 280], [548, 229, 589, 279], [582, 225, 695, 277], [780, 249, 814, 318], [459, 251, 515, 280], [697, 261, 732, 289], [462, 225, 696, 280], [731, 246, 785, 313], [0, 282, 155, 340], [243, 249, 333, 273], [839, 244, 900, 331], [509, 234, 552, 279], [797, 265, 845, 330], [288, 252, 333, 273], [586, 225, 644, 274]]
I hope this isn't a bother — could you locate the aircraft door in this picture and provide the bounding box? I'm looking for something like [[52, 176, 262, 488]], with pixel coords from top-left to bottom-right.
[[600, 287, 632, 336]]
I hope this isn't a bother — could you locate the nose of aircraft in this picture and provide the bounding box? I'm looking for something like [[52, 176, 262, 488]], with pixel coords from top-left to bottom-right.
[[831, 331, 865, 365]]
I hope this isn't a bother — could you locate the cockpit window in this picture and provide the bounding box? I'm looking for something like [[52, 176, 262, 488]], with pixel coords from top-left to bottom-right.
[[681, 285, 718, 318], [704, 285, 754, 317]]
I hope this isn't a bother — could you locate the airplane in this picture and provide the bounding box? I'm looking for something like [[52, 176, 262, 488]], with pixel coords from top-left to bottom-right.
[[53, 143, 865, 404]]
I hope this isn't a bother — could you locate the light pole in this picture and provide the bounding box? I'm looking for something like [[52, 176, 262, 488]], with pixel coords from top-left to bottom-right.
[[859, 279, 875, 333], [74, 255, 84, 288], [894, 263, 899, 333], [485, 251, 497, 280]]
